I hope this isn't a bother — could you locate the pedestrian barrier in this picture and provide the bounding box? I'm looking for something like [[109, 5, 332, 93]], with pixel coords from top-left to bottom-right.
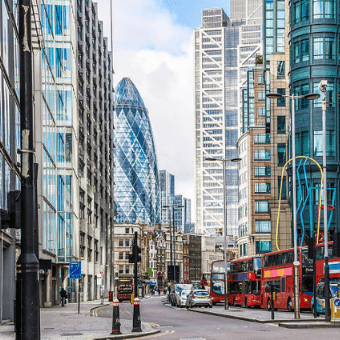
[[132, 298, 142, 332]]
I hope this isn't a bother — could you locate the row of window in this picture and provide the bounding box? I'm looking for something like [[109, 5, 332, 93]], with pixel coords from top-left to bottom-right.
[[293, 37, 339, 64], [293, 0, 336, 24], [254, 177, 287, 198]]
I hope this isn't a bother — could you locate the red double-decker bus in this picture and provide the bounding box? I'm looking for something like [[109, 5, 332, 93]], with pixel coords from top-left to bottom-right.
[[209, 260, 228, 305], [260, 246, 313, 311], [228, 256, 262, 307], [201, 272, 211, 289], [315, 242, 340, 283]]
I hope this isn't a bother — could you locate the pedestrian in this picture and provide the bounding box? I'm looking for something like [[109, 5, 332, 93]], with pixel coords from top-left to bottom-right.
[[60, 287, 67, 307]]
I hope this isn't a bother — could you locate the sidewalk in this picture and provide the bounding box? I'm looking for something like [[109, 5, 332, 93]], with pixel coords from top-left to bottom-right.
[[185, 303, 340, 328], [0, 300, 160, 340]]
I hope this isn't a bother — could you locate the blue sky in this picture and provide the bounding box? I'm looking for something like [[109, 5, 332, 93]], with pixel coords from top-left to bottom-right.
[[160, 0, 230, 28], [97, 0, 231, 211]]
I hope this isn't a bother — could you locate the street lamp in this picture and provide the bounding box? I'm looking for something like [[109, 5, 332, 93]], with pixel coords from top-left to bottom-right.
[[319, 80, 331, 322], [266, 91, 319, 319], [205, 157, 241, 310]]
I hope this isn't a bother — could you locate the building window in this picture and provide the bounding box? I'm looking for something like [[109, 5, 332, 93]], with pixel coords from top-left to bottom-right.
[[125, 265, 130, 274], [314, 131, 335, 156], [278, 176, 287, 199], [255, 200, 269, 213], [125, 227, 129, 233], [278, 144, 286, 166], [258, 106, 266, 117], [125, 239, 129, 247], [258, 74, 264, 85], [277, 116, 286, 134], [119, 252, 123, 260], [258, 91, 265, 101], [301, 39, 310, 62], [243, 243, 248, 256], [277, 61, 285, 78], [277, 89, 286, 107], [313, 82, 334, 108], [255, 182, 271, 193], [256, 241, 271, 254], [313, 0, 335, 19], [313, 37, 335, 60], [254, 166, 271, 177], [119, 239, 123, 247], [119, 265, 123, 274], [255, 220, 271, 233], [254, 150, 271, 160], [254, 134, 270, 144], [295, 0, 310, 23]]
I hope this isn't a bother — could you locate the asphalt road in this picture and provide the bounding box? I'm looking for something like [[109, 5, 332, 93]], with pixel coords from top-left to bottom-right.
[[96, 295, 340, 339]]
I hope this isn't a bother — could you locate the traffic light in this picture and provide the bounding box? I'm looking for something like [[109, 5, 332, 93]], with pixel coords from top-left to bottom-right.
[[307, 235, 315, 260], [136, 245, 141, 262], [0, 190, 21, 230], [333, 232, 340, 257], [128, 252, 135, 263], [157, 272, 163, 283]]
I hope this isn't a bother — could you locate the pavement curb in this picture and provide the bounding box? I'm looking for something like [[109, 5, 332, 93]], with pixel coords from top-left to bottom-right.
[[92, 329, 161, 340], [187, 308, 326, 324], [279, 322, 340, 329]]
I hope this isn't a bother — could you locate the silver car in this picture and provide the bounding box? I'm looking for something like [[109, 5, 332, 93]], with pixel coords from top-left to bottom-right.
[[186, 289, 212, 309], [176, 290, 190, 307]]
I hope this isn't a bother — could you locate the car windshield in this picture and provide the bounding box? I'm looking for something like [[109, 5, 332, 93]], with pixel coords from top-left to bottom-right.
[[181, 291, 189, 296], [195, 291, 208, 296]]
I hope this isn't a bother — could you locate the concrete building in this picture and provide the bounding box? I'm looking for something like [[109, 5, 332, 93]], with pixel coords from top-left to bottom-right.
[[201, 237, 223, 273], [77, 0, 115, 301]]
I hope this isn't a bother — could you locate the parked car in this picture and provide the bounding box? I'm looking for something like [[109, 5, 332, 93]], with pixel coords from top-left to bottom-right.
[[312, 282, 340, 315], [176, 290, 190, 307], [186, 289, 212, 309]]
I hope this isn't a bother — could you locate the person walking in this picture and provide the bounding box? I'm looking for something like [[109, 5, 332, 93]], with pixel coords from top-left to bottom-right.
[[60, 287, 67, 307]]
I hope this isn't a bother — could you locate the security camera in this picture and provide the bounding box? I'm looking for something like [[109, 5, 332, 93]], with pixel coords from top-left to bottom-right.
[[319, 80, 327, 93]]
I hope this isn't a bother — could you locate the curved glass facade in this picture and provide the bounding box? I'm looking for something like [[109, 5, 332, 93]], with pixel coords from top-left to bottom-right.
[[290, 0, 340, 234], [114, 78, 160, 225]]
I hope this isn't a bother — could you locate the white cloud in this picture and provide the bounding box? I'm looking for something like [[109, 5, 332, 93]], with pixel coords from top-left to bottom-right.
[[97, 0, 195, 206]]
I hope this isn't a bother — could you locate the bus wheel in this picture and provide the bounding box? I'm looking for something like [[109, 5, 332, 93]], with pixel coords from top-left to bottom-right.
[[287, 298, 293, 312], [267, 298, 271, 310]]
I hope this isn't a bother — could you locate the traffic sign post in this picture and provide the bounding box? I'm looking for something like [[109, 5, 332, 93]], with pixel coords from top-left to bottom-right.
[[69, 261, 81, 313]]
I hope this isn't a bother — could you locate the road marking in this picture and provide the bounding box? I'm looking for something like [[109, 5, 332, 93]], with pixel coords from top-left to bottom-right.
[[140, 330, 175, 338]]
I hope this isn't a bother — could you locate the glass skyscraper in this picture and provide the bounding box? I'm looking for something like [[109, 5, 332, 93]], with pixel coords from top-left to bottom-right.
[[194, 8, 240, 237], [114, 78, 160, 226], [290, 0, 340, 236]]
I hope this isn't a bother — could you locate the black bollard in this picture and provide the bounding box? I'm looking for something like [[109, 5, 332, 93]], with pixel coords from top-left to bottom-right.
[[111, 299, 121, 335], [270, 285, 275, 320], [132, 298, 142, 332]]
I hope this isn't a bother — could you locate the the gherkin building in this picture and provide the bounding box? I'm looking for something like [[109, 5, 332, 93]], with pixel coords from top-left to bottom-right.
[[114, 78, 160, 225]]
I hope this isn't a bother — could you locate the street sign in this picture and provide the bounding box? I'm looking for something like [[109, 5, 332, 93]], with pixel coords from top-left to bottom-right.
[[334, 298, 340, 307], [69, 261, 81, 279]]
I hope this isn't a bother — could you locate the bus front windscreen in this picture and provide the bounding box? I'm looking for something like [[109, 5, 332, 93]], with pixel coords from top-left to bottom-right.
[[211, 279, 225, 295]]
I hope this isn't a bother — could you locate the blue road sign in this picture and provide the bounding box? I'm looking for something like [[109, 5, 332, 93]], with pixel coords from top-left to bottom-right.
[[334, 299, 340, 307], [69, 261, 81, 279]]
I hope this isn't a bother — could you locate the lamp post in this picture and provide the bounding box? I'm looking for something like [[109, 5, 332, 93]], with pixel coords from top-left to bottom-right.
[[163, 204, 184, 283], [266, 91, 319, 319], [319, 80, 331, 321], [205, 157, 241, 310]]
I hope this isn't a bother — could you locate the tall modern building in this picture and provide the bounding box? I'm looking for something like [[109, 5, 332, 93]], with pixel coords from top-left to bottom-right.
[[77, 0, 115, 301], [159, 170, 175, 223], [194, 8, 241, 237], [114, 78, 160, 226], [290, 0, 340, 237]]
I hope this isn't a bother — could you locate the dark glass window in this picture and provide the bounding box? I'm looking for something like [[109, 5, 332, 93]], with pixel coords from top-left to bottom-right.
[[277, 61, 285, 78], [301, 39, 309, 62], [277, 116, 286, 134], [255, 200, 269, 213], [278, 176, 287, 199], [278, 144, 286, 166], [277, 89, 286, 107], [254, 166, 271, 177], [256, 241, 271, 254]]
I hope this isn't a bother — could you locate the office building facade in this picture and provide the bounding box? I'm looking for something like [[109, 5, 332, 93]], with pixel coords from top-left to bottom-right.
[[194, 8, 240, 237], [159, 170, 175, 223], [290, 0, 340, 237]]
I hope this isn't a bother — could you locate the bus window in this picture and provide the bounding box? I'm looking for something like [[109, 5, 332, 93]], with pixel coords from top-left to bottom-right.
[[251, 281, 260, 295], [230, 282, 237, 294], [276, 254, 282, 266], [281, 278, 285, 293], [316, 246, 324, 260], [302, 275, 313, 293]]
